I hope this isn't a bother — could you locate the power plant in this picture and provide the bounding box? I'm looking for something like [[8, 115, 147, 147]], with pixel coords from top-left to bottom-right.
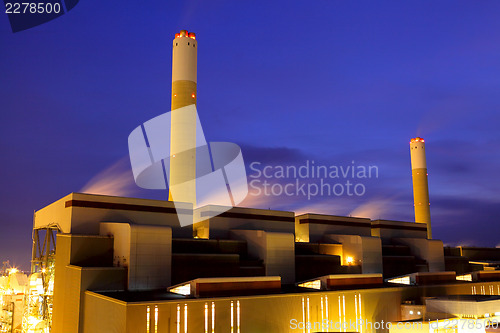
[[2, 30, 500, 333]]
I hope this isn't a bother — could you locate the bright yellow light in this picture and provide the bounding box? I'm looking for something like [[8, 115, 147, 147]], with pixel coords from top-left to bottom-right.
[[387, 276, 411, 285], [9, 268, 18, 275], [237, 300, 240, 333], [457, 274, 472, 282], [184, 304, 188, 333], [346, 256, 354, 265], [231, 301, 234, 333], [204, 303, 208, 333], [211, 302, 215, 333], [154, 306, 158, 333], [298, 280, 321, 290]]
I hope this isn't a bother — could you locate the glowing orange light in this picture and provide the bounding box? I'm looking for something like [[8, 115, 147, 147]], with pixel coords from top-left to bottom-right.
[[173, 94, 177, 97], [410, 137, 425, 143], [191, 93, 196, 98], [175, 33, 180, 38], [188, 32, 196, 40]]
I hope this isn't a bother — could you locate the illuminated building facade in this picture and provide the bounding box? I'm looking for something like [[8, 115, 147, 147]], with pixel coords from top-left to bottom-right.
[[410, 137, 432, 239], [30, 192, 500, 333]]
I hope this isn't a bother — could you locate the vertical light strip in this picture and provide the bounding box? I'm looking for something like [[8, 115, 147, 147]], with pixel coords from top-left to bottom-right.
[[176, 304, 180, 333], [146, 306, 150, 333], [359, 293, 362, 333], [320, 296, 324, 332], [306, 297, 310, 333], [302, 297, 306, 333], [204, 303, 208, 333], [355, 294, 358, 330], [211, 302, 215, 333], [325, 296, 329, 322], [342, 295, 346, 332], [237, 300, 241, 333], [231, 301, 234, 333], [497, 285, 499, 295], [184, 304, 188, 333], [154, 306, 158, 333]]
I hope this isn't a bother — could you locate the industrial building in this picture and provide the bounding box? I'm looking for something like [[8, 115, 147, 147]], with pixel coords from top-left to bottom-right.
[[28, 192, 500, 333], [6, 30, 500, 332]]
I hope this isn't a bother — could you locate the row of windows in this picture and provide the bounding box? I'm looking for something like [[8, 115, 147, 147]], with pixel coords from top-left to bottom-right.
[[175, 42, 196, 48], [146, 301, 241, 333]]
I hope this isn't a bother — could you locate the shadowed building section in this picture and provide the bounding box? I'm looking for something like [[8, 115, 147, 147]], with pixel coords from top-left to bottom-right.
[[29, 192, 500, 333]]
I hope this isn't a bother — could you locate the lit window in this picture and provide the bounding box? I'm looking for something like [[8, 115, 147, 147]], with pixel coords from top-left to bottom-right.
[[409, 311, 414, 315], [457, 274, 472, 282], [237, 300, 241, 333], [204, 303, 208, 333], [170, 283, 190, 296], [177, 304, 180, 333], [231, 301, 234, 333], [298, 280, 321, 290], [155, 306, 158, 333], [184, 304, 188, 333], [211, 302, 215, 333]]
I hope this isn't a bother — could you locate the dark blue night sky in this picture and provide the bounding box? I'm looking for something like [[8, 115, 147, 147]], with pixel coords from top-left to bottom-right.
[[1, 1, 500, 269]]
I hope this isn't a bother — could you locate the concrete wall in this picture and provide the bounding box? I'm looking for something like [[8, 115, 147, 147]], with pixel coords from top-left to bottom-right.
[[325, 234, 383, 274], [371, 220, 427, 243], [35, 193, 192, 237], [83, 292, 127, 333], [195, 205, 295, 239], [231, 230, 295, 284], [295, 214, 372, 243], [100, 223, 173, 290], [393, 238, 445, 272], [52, 234, 126, 333], [426, 297, 500, 317]]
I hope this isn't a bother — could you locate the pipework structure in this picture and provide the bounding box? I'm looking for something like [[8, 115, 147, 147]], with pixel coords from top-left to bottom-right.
[[410, 137, 432, 239]]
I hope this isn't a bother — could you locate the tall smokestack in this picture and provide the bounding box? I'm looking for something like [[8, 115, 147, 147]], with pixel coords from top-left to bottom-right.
[[410, 137, 432, 239], [169, 30, 197, 204]]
